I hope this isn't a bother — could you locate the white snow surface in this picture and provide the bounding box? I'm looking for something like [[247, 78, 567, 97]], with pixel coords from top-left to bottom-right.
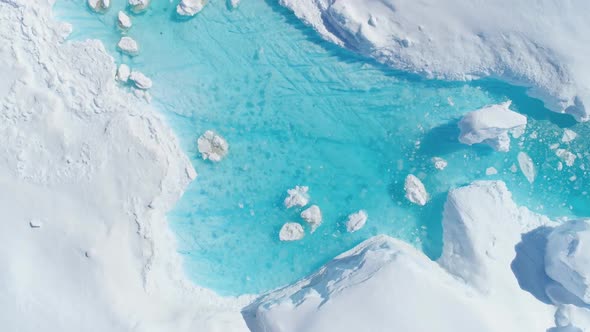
[[176, 0, 208, 16], [243, 181, 590, 332], [0, 1, 250, 331], [279, 0, 590, 121], [458, 101, 527, 152], [404, 174, 428, 206]]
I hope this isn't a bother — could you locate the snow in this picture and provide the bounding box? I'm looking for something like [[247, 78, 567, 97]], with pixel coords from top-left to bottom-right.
[[128, 0, 150, 13], [562, 129, 578, 143], [197, 130, 229, 162], [129, 70, 152, 90], [518, 151, 536, 183], [117, 36, 138, 56], [176, 0, 208, 17], [300, 205, 322, 232], [458, 101, 527, 152], [117, 11, 132, 30], [87, 0, 110, 12], [279, 0, 590, 122], [545, 219, 590, 304], [345, 210, 367, 233], [243, 181, 578, 332], [0, 1, 249, 330], [116, 63, 130, 83], [279, 222, 305, 241], [404, 174, 428, 206], [432, 157, 448, 170], [283, 186, 310, 208]]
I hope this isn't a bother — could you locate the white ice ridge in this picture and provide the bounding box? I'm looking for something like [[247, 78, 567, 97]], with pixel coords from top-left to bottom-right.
[[345, 210, 367, 233], [279, 0, 590, 122], [301, 205, 322, 232], [197, 130, 229, 162], [279, 222, 305, 241], [117, 11, 132, 30], [0, 1, 250, 331], [117, 36, 138, 56], [88, 0, 110, 12], [243, 181, 590, 331], [128, 0, 150, 13], [284, 186, 310, 208], [458, 101, 527, 152], [404, 174, 428, 206], [177, 0, 208, 17]]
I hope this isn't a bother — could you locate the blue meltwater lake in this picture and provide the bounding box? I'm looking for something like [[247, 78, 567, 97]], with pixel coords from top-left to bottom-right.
[[55, 0, 590, 295]]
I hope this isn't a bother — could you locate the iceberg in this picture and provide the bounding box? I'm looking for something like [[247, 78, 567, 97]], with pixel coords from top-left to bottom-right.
[[345, 210, 368, 233], [404, 174, 428, 206], [117, 36, 139, 56], [197, 130, 229, 162], [116, 63, 130, 83], [128, 0, 150, 13], [283, 186, 310, 208], [87, 0, 110, 12], [117, 11, 132, 30], [300, 205, 322, 233], [279, 222, 305, 241], [176, 0, 208, 17]]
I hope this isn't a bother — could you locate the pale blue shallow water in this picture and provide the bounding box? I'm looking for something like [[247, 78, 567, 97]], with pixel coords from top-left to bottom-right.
[[56, 0, 589, 295]]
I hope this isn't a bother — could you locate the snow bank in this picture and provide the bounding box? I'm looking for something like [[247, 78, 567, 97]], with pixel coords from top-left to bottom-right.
[[404, 174, 428, 206], [243, 181, 562, 332], [177, 0, 208, 17], [0, 1, 249, 330], [545, 219, 590, 304], [279, 0, 590, 121], [458, 102, 526, 152]]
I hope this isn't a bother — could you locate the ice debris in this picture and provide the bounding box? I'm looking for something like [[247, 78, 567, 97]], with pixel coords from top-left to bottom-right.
[[228, 0, 240, 9], [284, 186, 309, 208], [485, 167, 498, 176], [404, 174, 428, 206], [458, 101, 527, 152], [432, 157, 448, 170], [556, 149, 576, 167], [177, 0, 208, 16], [116, 64, 130, 83], [517, 152, 536, 183], [197, 130, 229, 162], [346, 210, 368, 233], [279, 222, 304, 241], [117, 11, 132, 30], [562, 129, 578, 143], [117, 36, 139, 56], [88, 0, 110, 12], [128, 0, 150, 13], [301, 205, 322, 232], [129, 71, 152, 90]]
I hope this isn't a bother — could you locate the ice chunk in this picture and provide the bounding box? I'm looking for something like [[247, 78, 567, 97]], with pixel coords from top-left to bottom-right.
[[116, 64, 130, 83], [283, 186, 309, 208], [432, 157, 448, 170], [117, 11, 132, 30], [346, 210, 367, 233], [301, 205, 322, 232], [279, 222, 304, 241], [545, 219, 590, 304], [458, 101, 527, 152], [556, 149, 576, 167], [88, 0, 110, 12], [404, 174, 428, 206], [117, 36, 139, 56], [228, 0, 240, 9], [197, 130, 229, 162], [176, 0, 208, 16], [517, 152, 536, 183], [485, 167, 498, 176], [128, 0, 150, 13], [562, 129, 578, 143], [129, 71, 152, 90]]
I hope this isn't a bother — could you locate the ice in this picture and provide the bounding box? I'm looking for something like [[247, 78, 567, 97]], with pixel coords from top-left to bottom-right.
[[116, 63, 130, 82], [432, 157, 448, 170], [129, 71, 152, 90], [283, 186, 310, 208], [117, 11, 132, 30], [117, 36, 138, 56], [562, 129, 578, 143], [556, 149, 576, 167], [128, 0, 150, 13], [279, 222, 304, 241], [345, 210, 368, 233], [29, 218, 43, 228], [545, 219, 590, 304], [518, 152, 536, 184], [197, 130, 229, 162], [485, 167, 498, 176], [300, 205, 322, 233], [404, 174, 428, 206], [228, 0, 240, 9], [87, 0, 110, 12], [176, 0, 208, 17], [458, 101, 527, 152]]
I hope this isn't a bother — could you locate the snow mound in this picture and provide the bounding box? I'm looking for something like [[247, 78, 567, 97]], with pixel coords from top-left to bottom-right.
[[279, 0, 590, 121], [197, 130, 229, 162], [284, 186, 310, 208], [117, 36, 138, 56], [279, 222, 305, 241], [545, 219, 590, 304], [404, 174, 428, 206], [458, 101, 527, 152], [301, 205, 322, 232], [345, 210, 367, 233], [177, 0, 208, 17]]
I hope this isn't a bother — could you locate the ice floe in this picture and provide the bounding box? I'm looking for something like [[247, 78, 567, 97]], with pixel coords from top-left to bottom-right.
[[283, 186, 310, 208], [517, 152, 536, 183], [197, 130, 229, 162], [485, 167, 498, 176], [279, 222, 304, 241], [117, 36, 139, 56], [404, 174, 428, 206], [556, 149, 577, 167], [300, 205, 322, 233], [562, 129, 578, 143], [345, 210, 367, 233], [116, 63, 130, 82], [87, 0, 110, 12], [128, 0, 150, 13], [432, 157, 448, 170], [129, 71, 152, 90], [458, 101, 527, 152], [117, 11, 132, 30], [176, 0, 208, 17]]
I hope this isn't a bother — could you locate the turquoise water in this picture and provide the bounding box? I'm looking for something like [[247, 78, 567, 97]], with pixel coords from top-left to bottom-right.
[[55, 0, 589, 295]]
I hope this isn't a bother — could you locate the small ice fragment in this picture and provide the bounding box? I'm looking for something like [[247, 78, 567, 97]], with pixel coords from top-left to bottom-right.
[[346, 210, 368, 233], [404, 174, 428, 206], [197, 130, 229, 162], [557, 162, 563, 171], [432, 157, 448, 170], [562, 129, 577, 143], [29, 219, 42, 228], [301, 205, 322, 232], [228, 0, 239, 9], [485, 167, 498, 175], [556, 149, 576, 167], [116, 64, 130, 82], [117, 11, 132, 29], [549, 143, 560, 150], [279, 222, 304, 241], [529, 131, 538, 139], [176, 0, 208, 16], [517, 152, 536, 183], [509, 164, 518, 173], [128, 0, 150, 13], [88, 0, 110, 12], [129, 71, 152, 90], [284, 186, 309, 208], [117, 36, 139, 56]]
